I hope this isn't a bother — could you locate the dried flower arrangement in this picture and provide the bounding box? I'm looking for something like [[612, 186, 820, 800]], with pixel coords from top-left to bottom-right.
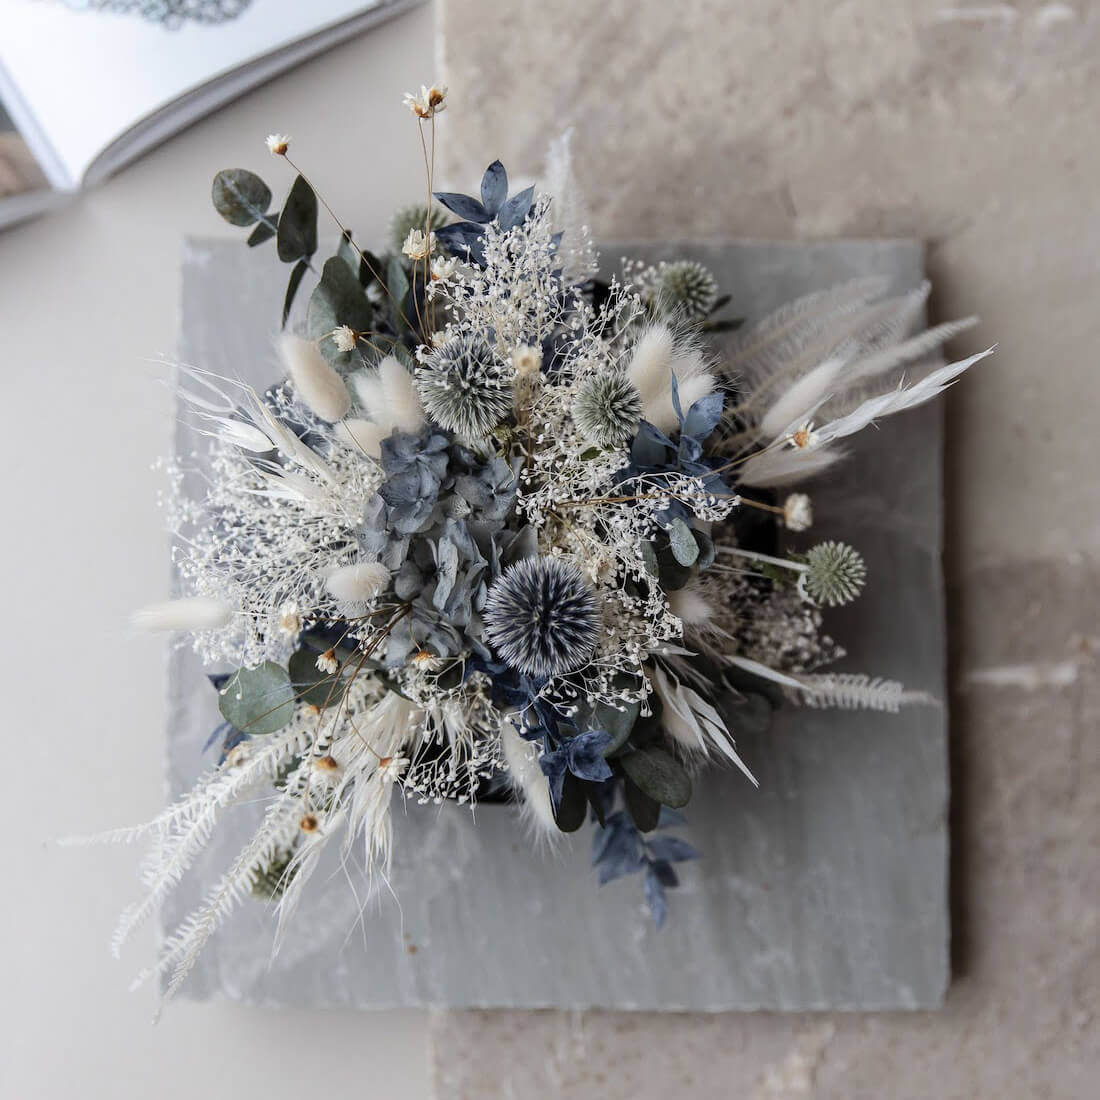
[[85, 83, 991, 999]]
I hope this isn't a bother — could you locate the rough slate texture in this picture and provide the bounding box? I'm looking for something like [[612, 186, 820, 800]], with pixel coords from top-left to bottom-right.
[[165, 237, 946, 1010]]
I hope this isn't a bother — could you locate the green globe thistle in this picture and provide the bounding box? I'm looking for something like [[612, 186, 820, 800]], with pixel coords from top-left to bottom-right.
[[800, 541, 867, 607], [389, 204, 448, 253], [573, 374, 643, 447], [654, 260, 719, 321], [416, 334, 513, 439]]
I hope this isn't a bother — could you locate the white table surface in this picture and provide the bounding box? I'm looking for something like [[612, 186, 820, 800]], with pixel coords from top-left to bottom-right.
[[0, 5, 434, 1096]]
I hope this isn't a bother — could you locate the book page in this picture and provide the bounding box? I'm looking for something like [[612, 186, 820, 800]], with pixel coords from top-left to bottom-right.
[[0, 0, 384, 189]]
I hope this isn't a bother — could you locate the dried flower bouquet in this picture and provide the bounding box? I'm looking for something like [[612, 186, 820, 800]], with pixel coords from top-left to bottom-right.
[[88, 84, 990, 999]]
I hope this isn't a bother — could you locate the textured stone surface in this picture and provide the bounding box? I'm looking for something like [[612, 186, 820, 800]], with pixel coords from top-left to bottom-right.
[[430, 1, 1100, 1093], [170, 237, 948, 1010], [431, 561, 1100, 1098]]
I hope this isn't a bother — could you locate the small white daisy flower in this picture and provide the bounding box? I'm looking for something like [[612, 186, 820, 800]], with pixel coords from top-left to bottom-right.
[[787, 421, 817, 449], [783, 493, 813, 532], [430, 255, 459, 282], [315, 649, 339, 675], [410, 649, 442, 671], [265, 133, 289, 156], [277, 601, 301, 635], [402, 228, 434, 261], [402, 83, 447, 119], [331, 324, 358, 353], [376, 755, 410, 784]]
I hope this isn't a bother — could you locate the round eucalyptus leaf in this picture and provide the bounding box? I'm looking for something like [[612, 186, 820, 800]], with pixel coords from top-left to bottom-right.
[[624, 777, 662, 832], [668, 518, 699, 567], [308, 256, 374, 368], [595, 699, 641, 757], [217, 662, 296, 735], [277, 174, 318, 262], [212, 169, 272, 227], [620, 746, 692, 808]]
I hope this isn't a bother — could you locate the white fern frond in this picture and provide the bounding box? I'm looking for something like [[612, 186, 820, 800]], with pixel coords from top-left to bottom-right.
[[133, 763, 311, 1002], [792, 673, 939, 711], [109, 728, 312, 956]]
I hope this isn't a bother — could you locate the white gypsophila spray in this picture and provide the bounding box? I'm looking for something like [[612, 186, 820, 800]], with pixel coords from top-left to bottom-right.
[[167, 375, 386, 668]]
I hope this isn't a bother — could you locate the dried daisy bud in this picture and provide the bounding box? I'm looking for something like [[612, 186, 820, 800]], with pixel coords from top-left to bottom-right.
[[390, 203, 447, 252], [298, 813, 320, 834], [410, 649, 442, 671], [402, 228, 434, 261], [277, 601, 301, 636], [376, 756, 410, 783], [403, 83, 448, 119], [572, 373, 643, 448], [783, 493, 813, 533], [314, 754, 341, 776], [315, 650, 339, 675], [265, 133, 289, 156], [511, 345, 542, 378], [787, 421, 817, 449], [331, 325, 358, 353]]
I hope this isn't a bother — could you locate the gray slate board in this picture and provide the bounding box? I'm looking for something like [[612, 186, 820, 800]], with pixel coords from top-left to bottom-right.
[[165, 238, 947, 1010]]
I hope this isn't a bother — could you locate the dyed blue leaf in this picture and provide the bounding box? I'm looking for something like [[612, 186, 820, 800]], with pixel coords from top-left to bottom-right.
[[648, 836, 700, 864], [435, 221, 487, 264], [631, 421, 672, 467], [480, 160, 508, 215], [497, 185, 535, 230], [682, 392, 725, 441], [540, 728, 613, 803], [433, 191, 490, 222]]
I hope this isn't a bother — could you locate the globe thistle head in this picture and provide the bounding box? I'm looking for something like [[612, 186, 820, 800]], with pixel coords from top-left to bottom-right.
[[416, 335, 513, 439], [483, 557, 600, 680], [389, 203, 448, 253], [800, 541, 866, 607], [572, 373, 643, 448], [653, 260, 719, 321]]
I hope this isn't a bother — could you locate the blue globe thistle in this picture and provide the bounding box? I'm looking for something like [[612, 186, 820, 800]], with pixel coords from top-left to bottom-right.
[[573, 373, 643, 447], [416, 334, 513, 439], [483, 557, 600, 679]]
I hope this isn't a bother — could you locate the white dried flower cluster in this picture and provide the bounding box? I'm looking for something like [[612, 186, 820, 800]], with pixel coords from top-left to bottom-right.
[[109, 143, 987, 984]]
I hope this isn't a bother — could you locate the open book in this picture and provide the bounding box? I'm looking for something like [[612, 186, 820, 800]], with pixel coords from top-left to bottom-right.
[[0, 0, 421, 229]]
